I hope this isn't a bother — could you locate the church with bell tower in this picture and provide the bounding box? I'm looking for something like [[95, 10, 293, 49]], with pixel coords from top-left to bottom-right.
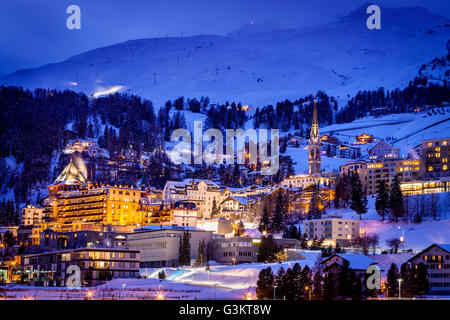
[[308, 96, 322, 175]]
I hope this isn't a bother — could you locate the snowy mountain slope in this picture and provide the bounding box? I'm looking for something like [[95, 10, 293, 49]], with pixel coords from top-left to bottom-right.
[[1, 6, 449, 107], [321, 108, 450, 157]]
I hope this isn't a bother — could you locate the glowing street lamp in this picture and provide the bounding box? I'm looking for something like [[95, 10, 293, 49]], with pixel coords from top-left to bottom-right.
[[244, 292, 254, 300], [398, 226, 405, 243], [397, 278, 403, 299], [86, 290, 94, 300], [305, 286, 312, 300]]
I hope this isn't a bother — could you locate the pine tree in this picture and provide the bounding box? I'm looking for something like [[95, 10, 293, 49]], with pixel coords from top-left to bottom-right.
[[178, 231, 191, 266], [413, 262, 429, 296], [211, 199, 219, 218], [312, 270, 323, 300], [236, 220, 245, 236], [350, 172, 367, 219], [271, 190, 287, 233], [375, 180, 390, 221], [158, 270, 166, 280], [257, 235, 281, 263], [389, 175, 404, 222], [386, 263, 400, 298], [274, 267, 286, 299], [308, 184, 322, 219], [256, 267, 274, 300], [259, 205, 270, 234]]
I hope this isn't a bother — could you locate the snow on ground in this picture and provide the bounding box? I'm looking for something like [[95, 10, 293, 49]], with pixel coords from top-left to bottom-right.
[[2, 7, 448, 107], [321, 110, 450, 157], [323, 193, 450, 251], [141, 259, 319, 292]]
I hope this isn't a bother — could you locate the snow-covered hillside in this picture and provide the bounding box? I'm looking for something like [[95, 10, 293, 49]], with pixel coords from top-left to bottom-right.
[[321, 108, 450, 157], [1, 6, 449, 106]]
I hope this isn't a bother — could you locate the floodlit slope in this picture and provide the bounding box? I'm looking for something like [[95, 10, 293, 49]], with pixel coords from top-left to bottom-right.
[[1, 6, 449, 106]]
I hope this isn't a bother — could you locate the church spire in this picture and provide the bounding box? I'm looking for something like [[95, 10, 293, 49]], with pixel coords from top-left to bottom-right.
[[308, 95, 321, 175], [309, 96, 320, 144]]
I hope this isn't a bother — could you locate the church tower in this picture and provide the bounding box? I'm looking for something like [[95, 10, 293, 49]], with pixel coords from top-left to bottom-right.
[[308, 96, 321, 175]]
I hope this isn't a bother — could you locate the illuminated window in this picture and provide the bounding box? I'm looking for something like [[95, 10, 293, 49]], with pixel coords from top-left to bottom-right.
[[443, 141, 447, 146], [444, 165, 448, 171], [428, 166, 433, 172], [427, 142, 432, 147]]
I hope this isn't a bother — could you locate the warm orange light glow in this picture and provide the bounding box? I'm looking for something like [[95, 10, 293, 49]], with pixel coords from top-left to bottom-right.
[[244, 292, 254, 300]]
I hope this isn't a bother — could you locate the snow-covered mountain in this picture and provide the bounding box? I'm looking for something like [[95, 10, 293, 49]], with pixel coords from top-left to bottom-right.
[[1, 5, 449, 106]]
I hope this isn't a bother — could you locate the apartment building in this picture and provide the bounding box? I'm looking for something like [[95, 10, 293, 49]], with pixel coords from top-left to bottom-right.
[[21, 205, 45, 226], [209, 237, 259, 265], [407, 243, 450, 295], [170, 201, 198, 227], [303, 217, 360, 247], [23, 247, 140, 287], [126, 225, 212, 267], [368, 140, 400, 160], [420, 138, 450, 178], [163, 179, 221, 218], [281, 174, 334, 189], [340, 159, 420, 194]]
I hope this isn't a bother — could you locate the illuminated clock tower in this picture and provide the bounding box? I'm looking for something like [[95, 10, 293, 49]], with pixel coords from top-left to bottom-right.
[[308, 96, 321, 175]]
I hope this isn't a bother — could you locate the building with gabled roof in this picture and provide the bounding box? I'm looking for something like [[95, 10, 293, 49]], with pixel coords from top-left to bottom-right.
[[163, 179, 221, 218], [368, 140, 400, 160], [321, 253, 380, 277], [53, 158, 87, 186], [407, 243, 450, 295]]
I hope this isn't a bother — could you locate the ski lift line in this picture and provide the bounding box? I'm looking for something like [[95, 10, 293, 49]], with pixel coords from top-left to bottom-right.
[[392, 117, 450, 145]]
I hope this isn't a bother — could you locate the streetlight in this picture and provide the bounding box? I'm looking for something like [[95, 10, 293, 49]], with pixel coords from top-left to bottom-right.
[[305, 286, 311, 300], [397, 278, 403, 299], [398, 226, 405, 243], [273, 285, 277, 300], [244, 292, 254, 300], [86, 290, 94, 300]]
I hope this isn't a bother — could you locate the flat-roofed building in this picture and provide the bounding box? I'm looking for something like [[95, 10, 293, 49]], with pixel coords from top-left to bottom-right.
[[209, 237, 259, 265], [303, 217, 360, 247], [340, 159, 421, 194], [126, 225, 212, 268], [23, 247, 140, 287], [420, 138, 450, 178]]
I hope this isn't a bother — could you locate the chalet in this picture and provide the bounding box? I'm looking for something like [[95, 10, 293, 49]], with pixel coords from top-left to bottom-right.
[[355, 134, 376, 145], [220, 196, 254, 220], [321, 253, 379, 277], [320, 134, 339, 145]]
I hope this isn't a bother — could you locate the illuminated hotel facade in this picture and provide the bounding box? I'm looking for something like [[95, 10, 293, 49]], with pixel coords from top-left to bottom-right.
[[340, 159, 421, 194], [420, 138, 450, 178]]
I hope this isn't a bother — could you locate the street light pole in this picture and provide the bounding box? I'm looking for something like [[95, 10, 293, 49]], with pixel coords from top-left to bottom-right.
[[398, 279, 403, 299], [273, 286, 277, 300]]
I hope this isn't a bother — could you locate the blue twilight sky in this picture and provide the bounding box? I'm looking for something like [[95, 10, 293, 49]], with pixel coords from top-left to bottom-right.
[[0, 0, 449, 74]]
